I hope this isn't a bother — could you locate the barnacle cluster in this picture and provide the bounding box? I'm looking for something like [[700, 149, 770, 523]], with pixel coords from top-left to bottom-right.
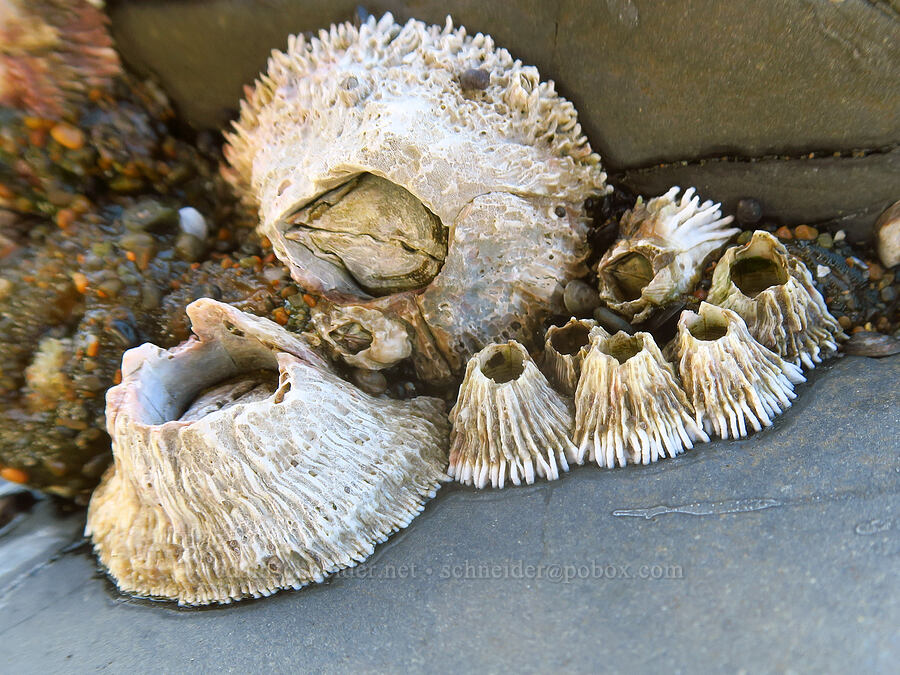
[[0, 9, 863, 606]]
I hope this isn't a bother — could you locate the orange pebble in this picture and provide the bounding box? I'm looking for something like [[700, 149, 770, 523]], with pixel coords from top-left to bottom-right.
[[693, 288, 708, 300], [86, 336, 100, 358], [302, 293, 317, 307], [56, 208, 76, 230], [272, 307, 289, 325], [50, 123, 85, 150], [774, 226, 793, 240], [72, 272, 89, 293], [0, 183, 14, 200], [1, 466, 28, 484], [113, 369, 122, 385], [125, 251, 137, 262], [793, 224, 818, 240]]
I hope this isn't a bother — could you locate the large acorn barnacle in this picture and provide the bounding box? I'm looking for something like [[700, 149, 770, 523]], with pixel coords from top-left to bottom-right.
[[224, 12, 610, 384]]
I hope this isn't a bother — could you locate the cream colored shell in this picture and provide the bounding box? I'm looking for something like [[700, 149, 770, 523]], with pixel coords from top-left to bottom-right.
[[707, 230, 846, 368], [542, 318, 605, 396], [573, 329, 708, 467], [597, 187, 738, 322], [674, 303, 806, 439], [86, 299, 449, 605], [449, 341, 576, 488], [224, 13, 609, 382]]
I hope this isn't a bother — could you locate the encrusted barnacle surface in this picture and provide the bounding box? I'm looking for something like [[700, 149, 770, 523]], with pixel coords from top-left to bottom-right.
[[597, 187, 738, 322], [708, 230, 847, 369], [0, 0, 120, 118], [86, 299, 449, 605], [224, 12, 609, 383], [674, 302, 806, 439], [573, 329, 708, 468], [542, 317, 606, 396], [449, 341, 577, 489]]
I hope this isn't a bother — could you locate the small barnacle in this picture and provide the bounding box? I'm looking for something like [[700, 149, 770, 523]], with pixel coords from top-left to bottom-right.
[[708, 230, 847, 369], [224, 13, 610, 383], [573, 329, 708, 468], [541, 317, 606, 396], [86, 299, 449, 605], [674, 303, 806, 439], [596, 187, 738, 323], [448, 341, 577, 489]]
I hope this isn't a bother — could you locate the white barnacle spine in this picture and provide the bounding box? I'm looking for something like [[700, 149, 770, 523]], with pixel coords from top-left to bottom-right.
[[675, 302, 806, 439], [449, 341, 577, 489], [597, 187, 739, 322], [707, 230, 846, 369], [86, 299, 449, 606], [573, 329, 708, 468], [542, 317, 605, 396]]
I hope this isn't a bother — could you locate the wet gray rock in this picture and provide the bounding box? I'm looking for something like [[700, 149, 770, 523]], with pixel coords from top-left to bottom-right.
[[2, 355, 896, 672]]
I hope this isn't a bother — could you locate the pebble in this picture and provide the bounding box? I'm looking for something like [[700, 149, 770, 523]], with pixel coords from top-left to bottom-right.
[[735, 198, 762, 226], [880, 286, 897, 303], [842, 331, 900, 358], [563, 280, 601, 317], [816, 232, 833, 249], [833, 229, 846, 243], [736, 230, 753, 245], [351, 368, 388, 395], [793, 225, 819, 240], [175, 232, 206, 261], [774, 226, 793, 240], [459, 68, 490, 91], [868, 262, 884, 282], [50, 123, 85, 150], [178, 207, 208, 239], [592, 306, 634, 334], [122, 200, 177, 232], [874, 200, 900, 268], [838, 315, 852, 330], [0, 277, 11, 301]]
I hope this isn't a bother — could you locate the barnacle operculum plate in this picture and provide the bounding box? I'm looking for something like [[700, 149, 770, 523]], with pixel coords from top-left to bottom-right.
[[86, 299, 449, 606], [573, 329, 708, 468], [707, 230, 847, 368], [597, 187, 738, 322], [224, 13, 609, 382], [675, 302, 806, 439], [542, 317, 606, 396], [449, 341, 576, 489]]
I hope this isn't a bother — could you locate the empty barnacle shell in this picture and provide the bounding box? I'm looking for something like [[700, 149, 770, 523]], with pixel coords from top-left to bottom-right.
[[542, 317, 607, 396], [224, 13, 609, 383], [86, 299, 449, 606], [309, 302, 413, 370], [573, 329, 708, 468], [448, 341, 577, 489], [596, 187, 739, 323], [674, 302, 806, 439], [0, 0, 120, 118], [707, 230, 847, 369]]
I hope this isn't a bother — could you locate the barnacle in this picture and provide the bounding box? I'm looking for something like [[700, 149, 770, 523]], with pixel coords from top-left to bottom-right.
[[0, 0, 120, 118], [224, 13, 609, 383], [86, 299, 449, 605], [542, 317, 605, 396], [707, 230, 846, 368], [674, 302, 806, 439], [573, 329, 708, 468], [596, 187, 738, 322], [448, 341, 576, 488]]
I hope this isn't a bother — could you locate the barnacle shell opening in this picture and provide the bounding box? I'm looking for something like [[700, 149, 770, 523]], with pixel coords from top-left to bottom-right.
[[448, 341, 577, 489], [708, 230, 846, 369], [224, 12, 609, 382], [675, 303, 806, 439], [86, 299, 449, 605]]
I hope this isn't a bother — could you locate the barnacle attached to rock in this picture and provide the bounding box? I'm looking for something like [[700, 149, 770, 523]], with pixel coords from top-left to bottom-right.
[[224, 13, 609, 384], [448, 341, 576, 489], [708, 230, 846, 368], [542, 317, 605, 396], [573, 329, 708, 468], [0, 0, 120, 118], [674, 302, 806, 439], [596, 187, 738, 323], [86, 299, 449, 605]]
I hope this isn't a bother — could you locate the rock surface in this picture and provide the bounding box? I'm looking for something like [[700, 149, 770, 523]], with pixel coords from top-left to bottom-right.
[[1, 354, 897, 671], [108, 0, 900, 238]]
